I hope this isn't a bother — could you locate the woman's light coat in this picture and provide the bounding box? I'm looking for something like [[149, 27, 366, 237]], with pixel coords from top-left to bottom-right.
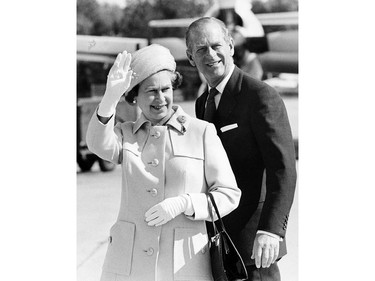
[[86, 105, 240, 281]]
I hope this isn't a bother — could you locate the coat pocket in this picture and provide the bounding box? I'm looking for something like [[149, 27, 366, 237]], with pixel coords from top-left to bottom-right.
[[102, 220, 136, 276], [169, 130, 204, 160], [173, 228, 213, 281]]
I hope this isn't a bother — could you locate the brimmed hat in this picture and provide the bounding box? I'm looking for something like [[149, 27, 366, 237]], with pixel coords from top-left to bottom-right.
[[126, 44, 176, 93]]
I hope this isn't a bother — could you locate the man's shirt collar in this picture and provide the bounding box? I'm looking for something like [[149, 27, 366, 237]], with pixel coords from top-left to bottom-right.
[[208, 64, 235, 94]]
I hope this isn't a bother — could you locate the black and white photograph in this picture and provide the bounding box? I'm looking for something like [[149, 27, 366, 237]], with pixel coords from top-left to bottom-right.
[[2, 1, 375, 281], [77, 1, 298, 280]]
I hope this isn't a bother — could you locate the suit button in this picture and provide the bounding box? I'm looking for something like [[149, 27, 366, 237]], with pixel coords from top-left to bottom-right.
[[146, 247, 154, 256], [149, 159, 159, 167], [149, 188, 158, 197]]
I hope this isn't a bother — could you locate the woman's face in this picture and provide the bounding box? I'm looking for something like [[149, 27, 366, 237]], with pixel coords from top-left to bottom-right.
[[136, 71, 174, 125]]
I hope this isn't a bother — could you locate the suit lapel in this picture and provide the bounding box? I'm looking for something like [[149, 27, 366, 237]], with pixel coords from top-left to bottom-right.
[[196, 89, 208, 120], [217, 67, 243, 121], [196, 67, 243, 122]]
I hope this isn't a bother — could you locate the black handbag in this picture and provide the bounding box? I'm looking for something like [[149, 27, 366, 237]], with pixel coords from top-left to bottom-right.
[[207, 192, 248, 281]]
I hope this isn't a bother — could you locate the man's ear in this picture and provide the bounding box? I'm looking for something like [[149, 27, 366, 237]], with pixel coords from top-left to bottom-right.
[[229, 38, 235, 56], [186, 50, 196, 67]]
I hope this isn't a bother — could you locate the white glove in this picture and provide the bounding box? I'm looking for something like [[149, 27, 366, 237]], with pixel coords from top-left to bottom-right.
[[145, 195, 189, 226], [97, 50, 133, 117]]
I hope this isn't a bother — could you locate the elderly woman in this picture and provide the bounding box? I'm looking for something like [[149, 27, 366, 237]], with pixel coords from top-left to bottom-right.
[[86, 44, 240, 281]]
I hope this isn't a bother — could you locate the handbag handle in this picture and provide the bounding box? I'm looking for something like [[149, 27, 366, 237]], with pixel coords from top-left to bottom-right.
[[207, 193, 218, 235], [207, 192, 226, 233], [207, 193, 230, 254]]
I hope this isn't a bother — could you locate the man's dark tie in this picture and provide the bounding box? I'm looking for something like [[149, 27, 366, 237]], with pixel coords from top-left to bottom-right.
[[204, 88, 219, 123]]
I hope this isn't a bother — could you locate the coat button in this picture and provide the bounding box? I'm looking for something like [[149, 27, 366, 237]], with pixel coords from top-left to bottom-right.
[[149, 188, 158, 197], [149, 159, 159, 167], [146, 247, 154, 256]]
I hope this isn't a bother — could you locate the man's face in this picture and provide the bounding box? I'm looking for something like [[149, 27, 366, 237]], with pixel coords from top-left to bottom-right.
[[187, 21, 234, 88]]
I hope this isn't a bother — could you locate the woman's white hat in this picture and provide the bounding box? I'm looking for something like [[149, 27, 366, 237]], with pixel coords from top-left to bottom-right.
[[126, 44, 176, 93]]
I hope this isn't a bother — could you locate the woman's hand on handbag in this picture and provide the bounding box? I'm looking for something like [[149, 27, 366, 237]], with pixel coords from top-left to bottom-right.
[[145, 196, 188, 227], [251, 233, 280, 268], [98, 50, 133, 117]]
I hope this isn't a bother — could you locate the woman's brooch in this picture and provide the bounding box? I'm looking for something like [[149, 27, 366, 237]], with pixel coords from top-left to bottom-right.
[[177, 115, 187, 135]]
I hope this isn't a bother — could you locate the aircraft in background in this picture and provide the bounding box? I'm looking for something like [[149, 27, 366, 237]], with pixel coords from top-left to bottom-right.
[[76, 1, 298, 172]]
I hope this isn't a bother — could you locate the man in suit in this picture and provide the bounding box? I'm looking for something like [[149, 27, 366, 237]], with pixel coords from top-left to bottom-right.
[[185, 17, 297, 281]]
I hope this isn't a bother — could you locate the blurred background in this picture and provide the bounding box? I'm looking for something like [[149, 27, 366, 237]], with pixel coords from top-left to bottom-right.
[[77, 0, 298, 172], [77, 0, 298, 280]]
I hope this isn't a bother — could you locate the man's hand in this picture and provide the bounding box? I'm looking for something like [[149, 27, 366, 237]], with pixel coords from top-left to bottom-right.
[[251, 233, 280, 268]]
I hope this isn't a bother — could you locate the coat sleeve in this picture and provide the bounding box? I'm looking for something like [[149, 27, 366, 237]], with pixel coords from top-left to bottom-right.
[[251, 85, 297, 238], [188, 123, 241, 221], [86, 110, 123, 165]]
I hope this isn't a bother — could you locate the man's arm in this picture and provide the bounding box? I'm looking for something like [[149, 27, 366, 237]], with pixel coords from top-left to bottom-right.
[[250, 84, 297, 267], [251, 84, 296, 236]]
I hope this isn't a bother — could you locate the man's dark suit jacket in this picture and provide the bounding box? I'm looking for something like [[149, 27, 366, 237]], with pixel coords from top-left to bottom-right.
[[196, 66, 297, 265]]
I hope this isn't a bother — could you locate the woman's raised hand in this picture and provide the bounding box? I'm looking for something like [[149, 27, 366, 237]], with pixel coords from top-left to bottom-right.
[[106, 50, 133, 97], [98, 50, 133, 117]]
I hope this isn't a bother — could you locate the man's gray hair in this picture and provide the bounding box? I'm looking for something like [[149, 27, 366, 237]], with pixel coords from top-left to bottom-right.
[[185, 17, 232, 52]]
